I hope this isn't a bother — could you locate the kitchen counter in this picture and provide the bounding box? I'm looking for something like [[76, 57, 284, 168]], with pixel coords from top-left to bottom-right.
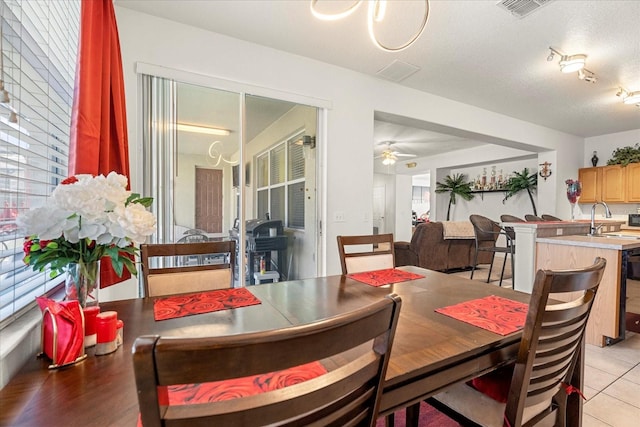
[[502, 220, 624, 293], [536, 233, 640, 250], [535, 231, 640, 347]]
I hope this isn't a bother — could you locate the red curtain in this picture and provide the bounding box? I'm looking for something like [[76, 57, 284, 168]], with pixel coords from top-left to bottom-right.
[[69, 0, 131, 288]]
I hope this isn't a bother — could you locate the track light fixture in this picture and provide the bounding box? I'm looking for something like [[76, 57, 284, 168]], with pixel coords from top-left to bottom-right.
[[616, 88, 640, 106], [310, 0, 429, 52], [547, 47, 596, 83]]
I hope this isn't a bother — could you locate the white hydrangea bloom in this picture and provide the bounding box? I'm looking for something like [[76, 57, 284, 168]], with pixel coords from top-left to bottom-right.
[[18, 172, 155, 246]]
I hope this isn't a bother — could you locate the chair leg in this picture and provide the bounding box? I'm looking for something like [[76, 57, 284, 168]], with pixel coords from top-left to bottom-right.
[[405, 403, 421, 427], [486, 253, 495, 283], [385, 413, 395, 427], [499, 252, 508, 287], [510, 250, 515, 289], [470, 249, 479, 280]]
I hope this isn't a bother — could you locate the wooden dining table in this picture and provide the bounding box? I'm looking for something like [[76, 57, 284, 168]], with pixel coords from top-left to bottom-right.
[[0, 266, 584, 426]]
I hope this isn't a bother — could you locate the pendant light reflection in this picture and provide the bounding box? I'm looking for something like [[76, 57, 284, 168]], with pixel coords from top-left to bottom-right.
[[207, 140, 238, 167]]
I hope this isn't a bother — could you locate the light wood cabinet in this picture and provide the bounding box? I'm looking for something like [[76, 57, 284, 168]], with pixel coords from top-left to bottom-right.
[[627, 163, 640, 202], [578, 167, 601, 203], [579, 164, 639, 203], [601, 165, 626, 202]]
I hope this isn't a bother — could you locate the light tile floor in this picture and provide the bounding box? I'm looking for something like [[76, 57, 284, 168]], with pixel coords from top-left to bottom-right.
[[451, 263, 640, 427]]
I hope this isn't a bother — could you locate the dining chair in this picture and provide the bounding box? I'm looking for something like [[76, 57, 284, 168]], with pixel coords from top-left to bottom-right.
[[337, 233, 395, 274], [133, 293, 402, 427], [140, 240, 236, 297], [541, 214, 563, 221], [469, 214, 515, 287], [524, 214, 545, 221], [428, 257, 606, 427]]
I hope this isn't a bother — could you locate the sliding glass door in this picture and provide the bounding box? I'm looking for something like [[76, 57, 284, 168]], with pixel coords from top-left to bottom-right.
[[140, 76, 319, 288]]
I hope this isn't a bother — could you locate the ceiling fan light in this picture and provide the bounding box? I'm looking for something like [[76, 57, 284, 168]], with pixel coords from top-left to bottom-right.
[[559, 54, 586, 73], [382, 157, 395, 166], [623, 91, 640, 105]]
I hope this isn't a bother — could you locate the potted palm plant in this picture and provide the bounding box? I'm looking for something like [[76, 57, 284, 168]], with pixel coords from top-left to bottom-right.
[[503, 168, 538, 216], [435, 173, 474, 221]]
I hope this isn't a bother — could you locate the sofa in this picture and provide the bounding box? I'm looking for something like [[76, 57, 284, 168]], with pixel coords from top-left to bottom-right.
[[394, 221, 492, 272]]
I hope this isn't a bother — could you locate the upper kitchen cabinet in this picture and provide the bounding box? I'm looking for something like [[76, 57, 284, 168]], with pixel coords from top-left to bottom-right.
[[578, 167, 601, 203], [627, 163, 640, 202], [579, 164, 639, 203], [601, 165, 626, 202]]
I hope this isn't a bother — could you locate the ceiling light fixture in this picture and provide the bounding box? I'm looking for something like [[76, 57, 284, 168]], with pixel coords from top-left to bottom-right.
[[616, 88, 640, 106], [559, 54, 586, 73], [310, 0, 429, 52], [176, 123, 231, 136], [381, 150, 397, 165], [547, 47, 596, 83]]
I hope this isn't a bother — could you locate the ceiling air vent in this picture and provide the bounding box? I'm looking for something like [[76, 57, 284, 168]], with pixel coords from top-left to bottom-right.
[[376, 60, 420, 83], [496, 0, 554, 18]]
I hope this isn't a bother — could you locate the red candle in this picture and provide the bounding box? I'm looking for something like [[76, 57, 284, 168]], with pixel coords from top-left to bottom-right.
[[83, 306, 100, 336], [96, 311, 118, 344]]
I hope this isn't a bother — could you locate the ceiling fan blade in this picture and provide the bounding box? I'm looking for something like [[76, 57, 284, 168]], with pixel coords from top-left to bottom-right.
[[395, 153, 417, 157]]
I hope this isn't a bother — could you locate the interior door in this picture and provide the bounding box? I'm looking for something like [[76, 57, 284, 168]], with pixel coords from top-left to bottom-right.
[[373, 186, 385, 234], [195, 167, 223, 232]]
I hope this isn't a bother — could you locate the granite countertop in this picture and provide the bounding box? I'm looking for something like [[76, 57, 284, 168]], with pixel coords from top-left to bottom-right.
[[536, 232, 640, 250]]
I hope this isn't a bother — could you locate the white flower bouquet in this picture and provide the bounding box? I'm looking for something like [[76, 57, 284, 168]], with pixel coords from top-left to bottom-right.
[[17, 172, 156, 278]]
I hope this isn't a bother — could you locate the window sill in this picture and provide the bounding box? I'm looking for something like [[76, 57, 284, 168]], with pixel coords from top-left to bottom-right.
[[0, 306, 42, 389]]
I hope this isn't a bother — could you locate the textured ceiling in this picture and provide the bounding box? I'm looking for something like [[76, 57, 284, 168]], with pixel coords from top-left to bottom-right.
[[116, 0, 640, 139]]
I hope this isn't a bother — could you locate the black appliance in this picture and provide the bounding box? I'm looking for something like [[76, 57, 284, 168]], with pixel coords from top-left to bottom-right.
[[628, 214, 640, 227], [231, 219, 288, 284]]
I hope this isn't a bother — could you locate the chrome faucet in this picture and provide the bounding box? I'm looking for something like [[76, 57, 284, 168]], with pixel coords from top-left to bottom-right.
[[590, 202, 612, 235]]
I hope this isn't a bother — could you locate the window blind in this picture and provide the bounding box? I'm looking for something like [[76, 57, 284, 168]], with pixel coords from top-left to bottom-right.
[[0, 0, 79, 323], [254, 133, 306, 229]]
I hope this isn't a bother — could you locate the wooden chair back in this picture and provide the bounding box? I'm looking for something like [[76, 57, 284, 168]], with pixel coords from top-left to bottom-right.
[[133, 294, 402, 427], [140, 241, 236, 297], [432, 258, 606, 426], [337, 233, 395, 274], [503, 257, 606, 426]]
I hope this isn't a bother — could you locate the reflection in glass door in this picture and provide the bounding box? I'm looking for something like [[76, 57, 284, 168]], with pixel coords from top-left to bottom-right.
[[141, 77, 318, 287]]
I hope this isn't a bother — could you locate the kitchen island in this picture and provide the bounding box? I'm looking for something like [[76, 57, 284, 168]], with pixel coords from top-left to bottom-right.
[[536, 232, 640, 347], [502, 220, 623, 293]]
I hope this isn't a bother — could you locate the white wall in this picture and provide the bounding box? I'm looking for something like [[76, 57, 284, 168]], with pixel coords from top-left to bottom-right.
[[394, 174, 413, 242], [114, 6, 588, 276], [584, 129, 640, 167]]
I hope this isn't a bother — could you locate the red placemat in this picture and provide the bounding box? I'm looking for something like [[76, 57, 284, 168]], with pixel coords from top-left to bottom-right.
[[435, 295, 528, 335], [137, 361, 327, 426], [153, 288, 261, 321], [347, 268, 425, 287]]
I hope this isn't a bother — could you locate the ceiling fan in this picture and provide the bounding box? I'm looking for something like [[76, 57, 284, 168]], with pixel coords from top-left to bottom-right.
[[375, 142, 416, 165]]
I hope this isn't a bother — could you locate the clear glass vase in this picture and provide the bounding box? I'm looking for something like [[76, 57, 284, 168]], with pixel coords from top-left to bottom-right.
[[566, 181, 582, 221], [65, 261, 100, 308]]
